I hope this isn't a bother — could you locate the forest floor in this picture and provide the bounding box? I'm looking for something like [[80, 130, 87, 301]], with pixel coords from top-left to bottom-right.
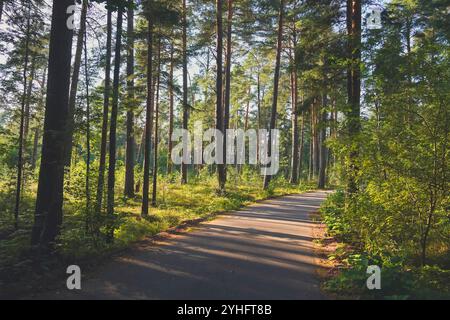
[[29, 190, 332, 299]]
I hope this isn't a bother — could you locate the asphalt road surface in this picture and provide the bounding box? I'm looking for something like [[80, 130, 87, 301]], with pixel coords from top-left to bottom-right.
[[37, 190, 331, 300]]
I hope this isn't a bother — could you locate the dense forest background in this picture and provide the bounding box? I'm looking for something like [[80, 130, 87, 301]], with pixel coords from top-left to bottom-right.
[[0, 0, 448, 299]]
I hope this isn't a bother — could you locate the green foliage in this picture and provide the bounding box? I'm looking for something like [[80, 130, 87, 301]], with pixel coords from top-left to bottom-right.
[[320, 190, 450, 300], [0, 167, 312, 277]]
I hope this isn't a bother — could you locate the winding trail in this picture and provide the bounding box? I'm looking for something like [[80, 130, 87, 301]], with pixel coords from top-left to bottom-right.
[[40, 190, 331, 300]]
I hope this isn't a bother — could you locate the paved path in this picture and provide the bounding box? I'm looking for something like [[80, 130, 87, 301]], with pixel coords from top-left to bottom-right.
[[40, 190, 331, 300]]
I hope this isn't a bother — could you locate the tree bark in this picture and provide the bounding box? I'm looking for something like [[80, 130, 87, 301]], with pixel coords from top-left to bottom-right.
[[124, 3, 135, 198], [106, 6, 124, 239], [216, 0, 226, 192], [313, 100, 319, 178], [84, 25, 91, 215], [152, 37, 161, 207], [346, 0, 361, 194], [95, 8, 112, 216], [263, 0, 284, 190], [31, 127, 39, 170], [289, 68, 299, 183], [318, 94, 328, 189], [223, 0, 233, 182], [31, 0, 74, 246], [167, 41, 174, 175], [298, 111, 305, 180], [181, 0, 189, 184], [14, 3, 31, 230], [24, 54, 36, 142], [64, 0, 88, 168], [142, 20, 154, 217]]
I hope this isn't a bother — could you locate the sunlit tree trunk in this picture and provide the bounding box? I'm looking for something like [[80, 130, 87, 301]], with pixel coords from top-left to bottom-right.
[[84, 26, 91, 218], [24, 55, 36, 142], [14, 2, 31, 230], [106, 6, 124, 240], [318, 94, 328, 189], [263, 0, 284, 190], [31, 0, 74, 246], [298, 112, 305, 181], [65, 0, 88, 168], [346, 0, 361, 194], [142, 20, 154, 217], [181, 0, 189, 184], [152, 36, 161, 207], [125, 3, 135, 198], [216, 0, 226, 192], [167, 41, 174, 175], [223, 0, 233, 183], [95, 8, 112, 216]]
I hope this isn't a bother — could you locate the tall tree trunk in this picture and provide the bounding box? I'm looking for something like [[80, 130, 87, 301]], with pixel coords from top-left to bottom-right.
[[84, 25, 91, 215], [308, 112, 313, 181], [346, 0, 361, 194], [318, 94, 327, 189], [136, 129, 145, 166], [31, 0, 74, 246], [181, 0, 189, 184], [124, 3, 135, 198], [14, 3, 31, 230], [289, 65, 299, 183], [31, 127, 39, 170], [142, 20, 154, 217], [31, 68, 47, 171], [95, 8, 112, 215], [24, 55, 36, 142], [216, 0, 226, 192], [263, 0, 284, 190], [244, 87, 250, 131], [289, 21, 299, 184], [106, 6, 124, 239], [152, 37, 161, 207], [167, 41, 174, 175], [64, 0, 88, 168], [313, 100, 319, 177], [223, 0, 233, 183], [298, 111, 305, 181]]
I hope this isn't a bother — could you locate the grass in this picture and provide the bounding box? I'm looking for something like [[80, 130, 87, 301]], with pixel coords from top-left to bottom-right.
[[0, 170, 314, 297]]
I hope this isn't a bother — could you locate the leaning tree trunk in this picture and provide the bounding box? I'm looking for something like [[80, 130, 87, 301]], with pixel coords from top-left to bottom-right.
[[95, 8, 112, 216], [31, 0, 74, 246], [142, 20, 154, 217], [106, 6, 124, 240], [64, 0, 88, 168], [124, 3, 135, 198], [263, 0, 284, 190], [346, 0, 361, 194], [216, 0, 226, 192]]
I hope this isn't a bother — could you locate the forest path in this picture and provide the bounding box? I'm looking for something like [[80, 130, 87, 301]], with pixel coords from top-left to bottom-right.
[[40, 190, 331, 300]]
